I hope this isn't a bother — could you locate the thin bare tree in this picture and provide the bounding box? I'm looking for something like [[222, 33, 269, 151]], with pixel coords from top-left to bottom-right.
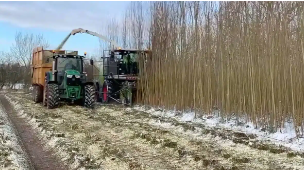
[[9, 32, 49, 88]]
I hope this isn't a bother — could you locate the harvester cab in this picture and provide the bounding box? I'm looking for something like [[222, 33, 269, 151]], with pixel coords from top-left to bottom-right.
[[98, 48, 151, 105]]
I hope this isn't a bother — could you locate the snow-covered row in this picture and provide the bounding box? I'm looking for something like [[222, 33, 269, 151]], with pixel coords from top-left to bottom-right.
[[133, 106, 304, 152], [0, 102, 31, 170], [2, 83, 24, 90], [5, 92, 304, 170]]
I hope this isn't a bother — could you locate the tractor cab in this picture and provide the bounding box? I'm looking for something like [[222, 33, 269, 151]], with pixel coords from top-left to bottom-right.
[[56, 55, 84, 88]]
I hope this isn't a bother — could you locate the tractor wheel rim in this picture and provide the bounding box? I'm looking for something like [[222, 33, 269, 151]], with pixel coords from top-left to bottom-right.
[[103, 86, 107, 101]]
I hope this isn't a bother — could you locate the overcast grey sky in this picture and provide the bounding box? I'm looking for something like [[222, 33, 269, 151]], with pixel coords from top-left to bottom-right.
[[0, 1, 130, 31], [0, 1, 131, 56]]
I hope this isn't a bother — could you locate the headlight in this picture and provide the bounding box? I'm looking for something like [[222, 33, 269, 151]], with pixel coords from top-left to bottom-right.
[[67, 75, 73, 78], [75, 75, 80, 78]]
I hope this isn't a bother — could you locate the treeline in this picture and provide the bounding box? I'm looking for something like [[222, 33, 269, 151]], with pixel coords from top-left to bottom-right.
[[0, 58, 25, 89], [113, 1, 304, 136], [0, 32, 49, 90]]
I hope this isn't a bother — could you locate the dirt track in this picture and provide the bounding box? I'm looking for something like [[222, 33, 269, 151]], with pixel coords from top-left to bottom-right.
[[0, 95, 67, 170], [2, 92, 304, 170]]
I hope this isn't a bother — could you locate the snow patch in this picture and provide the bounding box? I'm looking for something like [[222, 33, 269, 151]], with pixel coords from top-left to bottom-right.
[[149, 119, 174, 129], [0, 101, 31, 169], [180, 112, 195, 122], [134, 105, 304, 152], [2, 83, 25, 90]]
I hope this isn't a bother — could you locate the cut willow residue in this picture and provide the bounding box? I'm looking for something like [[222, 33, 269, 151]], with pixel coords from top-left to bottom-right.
[[130, 1, 304, 136]]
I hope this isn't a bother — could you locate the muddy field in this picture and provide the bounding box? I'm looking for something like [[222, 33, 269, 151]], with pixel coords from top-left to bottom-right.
[[1, 91, 304, 170]]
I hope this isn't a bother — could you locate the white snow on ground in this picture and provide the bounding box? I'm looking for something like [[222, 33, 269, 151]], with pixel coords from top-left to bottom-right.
[[5, 93, 304, 169], [2, 83, 24, 90], [0, 102, 31, 170], [133, 106, 304, 152], [4, 95, 77, 169]]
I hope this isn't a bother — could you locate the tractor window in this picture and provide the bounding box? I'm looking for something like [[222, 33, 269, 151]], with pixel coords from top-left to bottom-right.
[[57, 58, 82, 73], [122, 53, 138, 63], [129, 53, 138, 62], [114, 52, 122, 61]]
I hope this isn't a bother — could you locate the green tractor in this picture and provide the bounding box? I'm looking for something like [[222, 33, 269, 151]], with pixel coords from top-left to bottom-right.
[[42, 52, 95, 109]]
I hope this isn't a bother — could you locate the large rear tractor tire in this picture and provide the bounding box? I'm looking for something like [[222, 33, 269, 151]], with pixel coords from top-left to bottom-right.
[[84, 84, 95, 108], [32, 85, 42, 103], [47, 84, 59, 109]]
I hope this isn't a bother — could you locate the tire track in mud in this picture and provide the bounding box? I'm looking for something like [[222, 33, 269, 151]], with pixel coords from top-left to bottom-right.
[[65, 107, 206, 170], [88, 107, 304, 170], [0, 95, 68, 170], [6, 92, 304, 170], [0, 98, 33, 170], [11, 97, 193, 169], [7, 94, 179, 169], [8, 93, 227, 169]]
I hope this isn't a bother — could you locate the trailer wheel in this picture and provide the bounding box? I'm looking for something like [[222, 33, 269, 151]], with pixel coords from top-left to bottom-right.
[[32, 85, 37, 102], [43, 84, 48, 106], [47, 84, 59, 109], [84, 84, 95, 108], [32, 85, 42, 103]]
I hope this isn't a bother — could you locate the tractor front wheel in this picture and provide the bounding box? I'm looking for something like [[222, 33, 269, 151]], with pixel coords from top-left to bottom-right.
[[84, 84, 95, 108], [47, 84, 59, 109]]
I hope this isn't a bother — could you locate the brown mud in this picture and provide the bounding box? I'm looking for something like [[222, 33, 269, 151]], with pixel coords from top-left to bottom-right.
[[0, 95, 68, 170]]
